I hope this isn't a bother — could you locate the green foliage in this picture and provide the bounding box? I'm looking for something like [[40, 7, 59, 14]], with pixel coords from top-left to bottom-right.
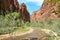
[[0, 27, 17, 34], [0, 12, 21, 27], [47, 20, 53, 25], [48, 0, 55, 2], [15, 19, 21, 27], [44, 0, 55, 4], [57, 0, 60, 12], [48, 0, 60, 12], [44, 0, 60, 13], [24, 22, 31, 27], [0, 12, 23, 34], [23, 18, 60, 40]]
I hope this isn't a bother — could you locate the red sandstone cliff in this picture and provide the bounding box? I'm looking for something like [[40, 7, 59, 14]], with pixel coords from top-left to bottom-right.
[[0, 1, 30, 22], [31, 0, 59, 22], [19, 3, 30, 22], [0, 0, 19, 12], [10, 0, 19, 11]]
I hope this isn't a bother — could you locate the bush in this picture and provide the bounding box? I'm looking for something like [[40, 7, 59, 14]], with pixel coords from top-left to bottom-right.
[[0, 27, 17, 34], [0, 12, 23, 34], [0, 12, 21, 27], [24, 19, 60, 40]]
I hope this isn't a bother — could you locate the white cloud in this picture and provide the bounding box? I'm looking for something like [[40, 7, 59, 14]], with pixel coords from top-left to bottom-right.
[[26, 0, 44, 6], [26, 0, 44, 3], [18, 0, 44, 6]]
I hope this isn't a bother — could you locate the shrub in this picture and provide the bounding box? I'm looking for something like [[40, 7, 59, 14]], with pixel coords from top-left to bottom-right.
[[0, 12, 22, 34], [0, 27, 17, 34], [0, 12, 22, 27]]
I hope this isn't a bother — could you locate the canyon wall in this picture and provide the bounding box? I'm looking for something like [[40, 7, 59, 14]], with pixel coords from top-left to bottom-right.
[[19, 3, 30, 22], [0, 0, 30, 22], [0, 0, 19, 12], [31, 0, 60, 22]]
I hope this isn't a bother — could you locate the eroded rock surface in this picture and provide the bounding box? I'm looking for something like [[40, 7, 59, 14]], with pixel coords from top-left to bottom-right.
[[0, 0, 30, 22], [19, 3, 30, 22], [0, 0, 19, 12], [31, 0, 60, 22]]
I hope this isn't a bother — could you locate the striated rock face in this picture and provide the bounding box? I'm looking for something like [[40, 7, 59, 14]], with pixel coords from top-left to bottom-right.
[[0, 0, 30, 22], [9, 0, 19, 11], [19, 3, 30, 22], [31, 11, 41, 21], [0, 0, 19, 12], [3, 0, 10, 11], [31, 0, 59, 22]]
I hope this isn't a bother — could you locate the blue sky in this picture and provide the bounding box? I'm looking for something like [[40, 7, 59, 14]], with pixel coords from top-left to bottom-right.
[[18, 0, 44, 14]]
